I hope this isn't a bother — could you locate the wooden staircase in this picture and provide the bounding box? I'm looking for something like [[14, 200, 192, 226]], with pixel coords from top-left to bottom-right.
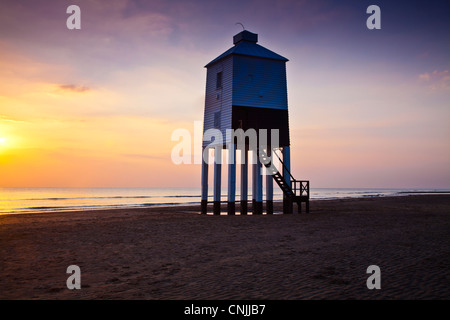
[[259, 148, 310, 213]]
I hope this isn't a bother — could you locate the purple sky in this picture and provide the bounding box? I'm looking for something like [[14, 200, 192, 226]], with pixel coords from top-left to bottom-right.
[[0, 0, 449, 188]]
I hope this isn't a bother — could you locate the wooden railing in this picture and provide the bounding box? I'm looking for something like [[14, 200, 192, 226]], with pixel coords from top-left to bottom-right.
[[291, 180, 310, 198], [271, 149, 309, 198]]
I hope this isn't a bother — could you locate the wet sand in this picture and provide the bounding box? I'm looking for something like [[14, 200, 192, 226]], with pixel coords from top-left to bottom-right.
[[0, 195, 449, 300]]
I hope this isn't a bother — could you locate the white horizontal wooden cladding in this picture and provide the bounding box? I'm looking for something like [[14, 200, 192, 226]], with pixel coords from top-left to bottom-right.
[[232, 56, 288, 110], [203, 56, 233, 146], [203, 54, 288, 147]]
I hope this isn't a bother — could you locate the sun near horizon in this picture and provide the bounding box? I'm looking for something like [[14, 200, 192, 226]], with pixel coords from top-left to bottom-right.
[[0, 0, 449, 189], [0, 137, 7, 146]]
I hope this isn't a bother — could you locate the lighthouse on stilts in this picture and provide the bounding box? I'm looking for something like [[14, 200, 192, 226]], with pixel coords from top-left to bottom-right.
[[200, 30, 309, 215]]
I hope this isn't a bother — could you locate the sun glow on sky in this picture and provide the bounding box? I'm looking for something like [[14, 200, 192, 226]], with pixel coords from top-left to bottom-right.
[[0, 0, 449, 188]]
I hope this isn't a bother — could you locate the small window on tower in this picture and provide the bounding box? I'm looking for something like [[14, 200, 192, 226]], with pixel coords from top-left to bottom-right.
[[216, 72, 222, 89], [214, 111, 221, 129]]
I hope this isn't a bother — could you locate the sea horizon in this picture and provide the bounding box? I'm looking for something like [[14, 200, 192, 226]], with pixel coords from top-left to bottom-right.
[[1, 187, 449, 215]]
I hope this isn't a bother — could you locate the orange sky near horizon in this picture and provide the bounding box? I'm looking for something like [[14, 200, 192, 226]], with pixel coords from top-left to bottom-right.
[[0, 0, 449, 189]]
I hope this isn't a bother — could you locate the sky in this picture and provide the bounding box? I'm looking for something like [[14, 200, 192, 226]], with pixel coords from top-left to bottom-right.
[[0, 0, 449, 188]]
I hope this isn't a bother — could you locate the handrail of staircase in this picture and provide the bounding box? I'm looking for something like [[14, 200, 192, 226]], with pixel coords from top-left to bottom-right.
[[270, 148, 309, 198], [269, 148, 296, 182]]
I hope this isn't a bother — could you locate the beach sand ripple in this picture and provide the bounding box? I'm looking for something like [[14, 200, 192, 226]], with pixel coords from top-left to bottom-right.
[[0, 195, 449, 299]]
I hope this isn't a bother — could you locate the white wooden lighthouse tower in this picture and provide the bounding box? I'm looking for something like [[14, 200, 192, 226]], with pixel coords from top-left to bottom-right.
[[201, 30, 309, 215]]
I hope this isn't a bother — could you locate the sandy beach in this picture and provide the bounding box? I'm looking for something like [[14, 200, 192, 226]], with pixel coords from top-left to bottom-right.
[[0, 194, 449, 300]]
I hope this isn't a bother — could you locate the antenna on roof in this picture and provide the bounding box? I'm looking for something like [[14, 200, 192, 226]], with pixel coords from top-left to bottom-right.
[[235, 22, 245, 31]]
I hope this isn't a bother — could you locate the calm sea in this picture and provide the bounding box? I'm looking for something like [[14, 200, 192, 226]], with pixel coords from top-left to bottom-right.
[[0, 187, 448, 215]]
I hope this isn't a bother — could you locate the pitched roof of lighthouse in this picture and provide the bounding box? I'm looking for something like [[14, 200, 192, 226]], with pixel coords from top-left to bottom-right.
[[205, 30, 288, 68]]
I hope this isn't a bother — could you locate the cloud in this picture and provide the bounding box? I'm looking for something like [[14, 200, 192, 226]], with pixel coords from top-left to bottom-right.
[[418, 73, 431, 81], [58, 84, 91, 93], [418, 70, 450, 90], [121, 153, 165, 160], [0, 115, 26, 123]]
